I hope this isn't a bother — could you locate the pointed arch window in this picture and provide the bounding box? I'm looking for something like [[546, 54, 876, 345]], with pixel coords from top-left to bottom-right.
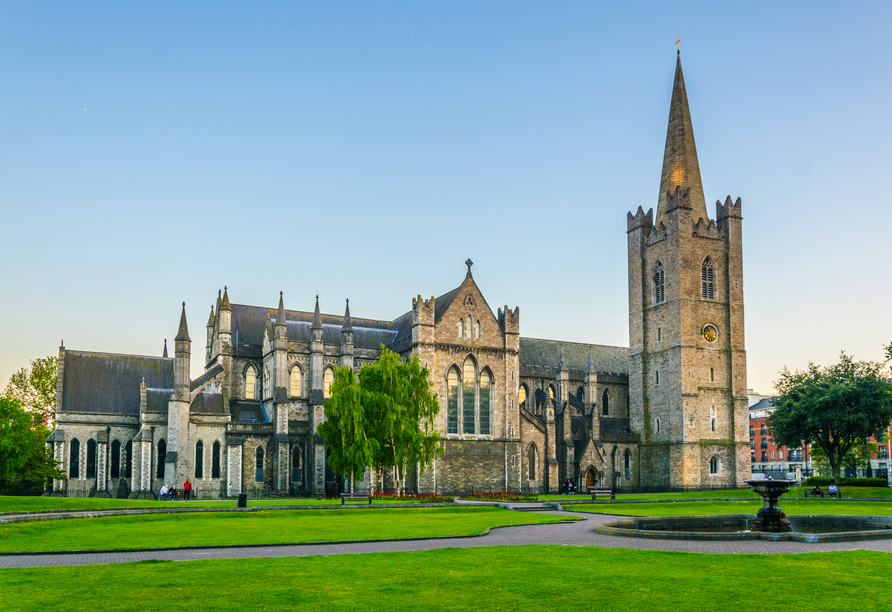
[[701, 257, 715, 300], [157, 439, 166, 479], [475, 320, 481, 340], [125, 440, 133, 478], [462, 358, 476, 435], [709, 455, 721, 475], [528, 444, 538, 480], [86, 439, 97, 478], [195, 441, 204, 479], [70, 439, 80, 478], [111, 439, 121, 478], [245, 366, 257, 400], [212, 441, 221, 478], [654, 262, 666, 305], [447, 367, 459, 434], [323, 367, 334, 398], [624, 449, 632, 479], [458, 319, 464, 338], [292, 444, 303, 485], [255, 446, 265, 482], [290, 365, 302, 398], [518, 384, 527, 410], [602, 389, 609, 416], [547, 386, 555, 401], [576, 387, 584, 401], [479, 369, 491, 436]]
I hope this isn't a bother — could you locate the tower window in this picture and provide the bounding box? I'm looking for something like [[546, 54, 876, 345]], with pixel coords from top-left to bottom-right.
[[518, 384, 527, 410], [701, 257, 715, 300], [290, 365, 302, 398], [710, 456, 721, 475], [657, 327, 661, 342], [710, 367, 715, 382], [245, 366, 256, 400], [653, 262, 665, 305]]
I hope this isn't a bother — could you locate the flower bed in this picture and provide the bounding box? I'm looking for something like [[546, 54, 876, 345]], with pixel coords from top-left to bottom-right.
[[460, 491, 538, 502], [370, 492, 454, 503]]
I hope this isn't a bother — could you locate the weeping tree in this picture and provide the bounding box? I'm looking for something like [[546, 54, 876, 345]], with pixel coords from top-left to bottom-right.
[[769, 353, 892, 487], [318, 347, 442, 494]]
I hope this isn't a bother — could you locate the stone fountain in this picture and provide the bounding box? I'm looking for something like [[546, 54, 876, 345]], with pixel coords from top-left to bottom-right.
[[745, 478, 794, 532]]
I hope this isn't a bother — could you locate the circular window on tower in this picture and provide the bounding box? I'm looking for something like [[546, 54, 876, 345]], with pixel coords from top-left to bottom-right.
[[702, 324, 719, 343]]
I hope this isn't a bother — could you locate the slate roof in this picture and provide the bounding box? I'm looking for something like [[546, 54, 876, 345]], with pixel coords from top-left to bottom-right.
[[519, 338, 628, 374], [230, 304, 397, 351], [190, 391, 226, 415], [146, 388, 173, 413], [60, 351, 173, 415]]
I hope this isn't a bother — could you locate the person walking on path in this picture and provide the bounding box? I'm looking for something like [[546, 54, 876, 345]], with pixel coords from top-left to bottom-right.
[[183, 479, 192, 501]]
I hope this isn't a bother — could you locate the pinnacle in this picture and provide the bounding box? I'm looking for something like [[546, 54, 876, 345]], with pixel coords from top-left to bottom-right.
[[220, 287, 231, 311], [655, 52, 708, 226], [163, 339, 168, 358], [342, 298, 353, 333], [277, 291, 286, 326], [206, 305, 215, 327], [174, 303, 191, 342], [312, 295, 323, 330]]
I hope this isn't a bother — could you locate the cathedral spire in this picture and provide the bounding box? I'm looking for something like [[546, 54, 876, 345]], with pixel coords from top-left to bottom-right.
[[277, 291, 286, 325], [174, 302, 191, 342], [206, 305, 215, 328], [656, 51, 708, 227], [342, 299, 353, 333]]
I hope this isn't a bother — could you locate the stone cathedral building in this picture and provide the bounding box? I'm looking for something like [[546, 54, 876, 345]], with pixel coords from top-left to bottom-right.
[[49, 53, 750, 498]]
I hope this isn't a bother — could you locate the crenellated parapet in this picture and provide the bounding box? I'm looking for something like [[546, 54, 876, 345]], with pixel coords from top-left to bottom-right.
[[411, 295, 435, 326], [716, 195, 743, 223], [627, 206, 654, 232], [498, 305, 520, 334], [693, 216, 723, 240]]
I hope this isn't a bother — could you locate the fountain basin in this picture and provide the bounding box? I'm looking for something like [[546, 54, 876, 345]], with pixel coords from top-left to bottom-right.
[[594, 514, 892, 543]]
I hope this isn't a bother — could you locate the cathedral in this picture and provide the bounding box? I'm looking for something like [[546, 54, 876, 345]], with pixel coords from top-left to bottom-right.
[[49, 53, 750, 498]]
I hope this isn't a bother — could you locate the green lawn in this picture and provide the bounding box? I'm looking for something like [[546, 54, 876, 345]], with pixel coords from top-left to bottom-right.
[[0, 507, 568, 553], [571, 499, 892, 517], [0, 546, 887, 611], [0, 495, 436, 514]]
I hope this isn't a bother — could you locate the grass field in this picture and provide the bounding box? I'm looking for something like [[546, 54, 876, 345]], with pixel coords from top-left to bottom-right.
[[0, 507, 569, 553], [0, 496, 433, 514], [0, 546, 887, 612], [571, 500, 892, 517], [542, 486, 892, 501]]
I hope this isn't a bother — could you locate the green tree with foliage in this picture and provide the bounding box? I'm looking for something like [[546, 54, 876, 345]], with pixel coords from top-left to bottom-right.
[[808, 439, 879, 476], [0, 396, 65, 489], [4, 356, 57, 425], [318, 347, 443, 494], [769, 352, 892, 486]]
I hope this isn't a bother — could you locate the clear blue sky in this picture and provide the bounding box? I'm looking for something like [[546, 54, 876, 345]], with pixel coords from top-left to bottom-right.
[[2, 2, 891, 394]]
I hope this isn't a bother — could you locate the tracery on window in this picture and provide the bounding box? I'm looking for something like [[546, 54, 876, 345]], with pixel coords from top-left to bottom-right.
[[245, 366, 256, 400], [290, 365, 302, 397], [701, 257, 715, 300], [653, 261, 666, 305], [323, 367, 334, 399]]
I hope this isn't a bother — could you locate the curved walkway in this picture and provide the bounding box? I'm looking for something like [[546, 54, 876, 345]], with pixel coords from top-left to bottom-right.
[[2, 510, 892, 569]]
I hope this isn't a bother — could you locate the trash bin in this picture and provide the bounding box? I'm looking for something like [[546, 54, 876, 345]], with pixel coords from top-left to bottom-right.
[[237, 493, 247, 508]]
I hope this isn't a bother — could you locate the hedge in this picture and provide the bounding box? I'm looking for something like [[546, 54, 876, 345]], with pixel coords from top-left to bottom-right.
[[802, 477, 888, 487]]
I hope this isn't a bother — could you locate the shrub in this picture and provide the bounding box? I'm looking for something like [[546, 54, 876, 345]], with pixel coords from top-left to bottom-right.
[[371, 492, 453, 503], [460, 491, 538, 502], [802, 477, 888, 487]]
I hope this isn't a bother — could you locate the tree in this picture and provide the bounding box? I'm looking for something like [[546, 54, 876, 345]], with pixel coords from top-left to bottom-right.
[[0, 396, 65, 490], [809, 439, 879, 476], [769, 353, 892, 486], [4, 356, 57, 425], [318, 347, 443, 494]]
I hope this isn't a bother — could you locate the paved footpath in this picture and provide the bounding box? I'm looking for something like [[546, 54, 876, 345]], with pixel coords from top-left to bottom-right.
[[2, 510, 891, 569]]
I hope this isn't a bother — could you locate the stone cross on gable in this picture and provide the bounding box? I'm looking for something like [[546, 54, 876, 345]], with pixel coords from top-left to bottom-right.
[[465, 259, 473, 278]]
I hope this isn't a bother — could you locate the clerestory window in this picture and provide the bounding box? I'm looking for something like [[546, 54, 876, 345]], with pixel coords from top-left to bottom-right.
[[245, 366, 257, 400]]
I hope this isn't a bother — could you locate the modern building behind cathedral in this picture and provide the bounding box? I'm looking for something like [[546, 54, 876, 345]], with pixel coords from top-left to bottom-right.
[[49, 53, 750, 498]]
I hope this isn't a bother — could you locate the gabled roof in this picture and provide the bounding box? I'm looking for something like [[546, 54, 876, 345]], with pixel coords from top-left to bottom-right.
[[520, 338, 628, 375], [190, 391, 226, 415], [60, 350, 174, 415]]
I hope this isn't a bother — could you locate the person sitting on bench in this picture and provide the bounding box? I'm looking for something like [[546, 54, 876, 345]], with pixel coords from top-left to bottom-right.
[[159, 483, 170, 501], [828, 484, 838, 498], [812, 485, 822, 497]]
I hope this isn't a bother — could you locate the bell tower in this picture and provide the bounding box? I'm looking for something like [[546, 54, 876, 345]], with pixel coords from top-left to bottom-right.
[[628, 52, 749, 489]]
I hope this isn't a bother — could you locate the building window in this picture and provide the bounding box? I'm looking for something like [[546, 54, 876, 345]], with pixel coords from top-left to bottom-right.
[[657, 327, 662, 342], [548, 386, 555, 400], [70, 439, 80, 478], [292, 444, 303, 485], [195, 441, 204, 479], [655, 418, 661, 434], [458, 319, 464, 338], [462, 358, 476, 435], [761, 452, 768, 463], [778, 450, 783, 460], [125, 440, 133, 478], [760, 424, 767, 435], [655, 371, 660, 385], [475, 320, 481, 340], [212, 441, 221, 478], [479, 370, 491, 436], [751, 452, 756, 462], [86, 439, 97, 478], [751, 440, 755, 450], [602, 389, 609, 416], [323, 367, 334, 399], [710, 456, 721, 475], [688, 416, 694, 427], [255, 446, 264, 483], [761, 438, 767, 449], [111, 439, 121, 478], [880, 447, 888, 459], [245, 366, 257, 400], [711, 418, 716, 432], [447, 367, 459, 434], [653, 262, 665, 305], [290, 366, 302, 398], [576, 387, 584, 401], [518, 384, 527, 410], [157, 439, 166, 479], [710, 367, 715, 382], [749, 426, 754, 437], [701, 257, 715, 300], [528, 444, 537, 480], [624, 449, 632, 479]]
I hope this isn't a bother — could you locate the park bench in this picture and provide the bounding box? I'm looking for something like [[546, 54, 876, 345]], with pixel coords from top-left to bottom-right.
[[587, 486, 615, 500], [804, 489, 842, 499], [340, 493, 372, 505]]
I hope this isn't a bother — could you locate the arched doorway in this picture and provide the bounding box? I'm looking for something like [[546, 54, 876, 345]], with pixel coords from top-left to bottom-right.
[[585, 468, 596, 489]]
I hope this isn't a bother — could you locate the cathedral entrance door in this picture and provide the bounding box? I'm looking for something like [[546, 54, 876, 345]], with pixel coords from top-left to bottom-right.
[[585, 469, 595, 488]]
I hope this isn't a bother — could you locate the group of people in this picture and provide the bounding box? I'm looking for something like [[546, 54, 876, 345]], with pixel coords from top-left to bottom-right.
[[563, 479, 576, 495], [811, 483, 840, 498], [159, 479, 193, 501]]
